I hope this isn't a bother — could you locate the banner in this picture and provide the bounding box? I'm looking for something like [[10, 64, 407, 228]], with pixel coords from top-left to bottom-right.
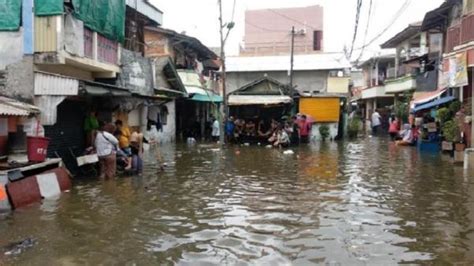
[[0, 0, 21, 31], [448, 52, 469, 87]]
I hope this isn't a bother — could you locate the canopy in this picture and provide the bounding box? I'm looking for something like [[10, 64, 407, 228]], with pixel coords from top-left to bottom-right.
[[80, 82, 131, 97], [0, 97, 40, 116], [183, 86, 222, 103], [228, 95, 292, 106], [412, 96, 456, 113]]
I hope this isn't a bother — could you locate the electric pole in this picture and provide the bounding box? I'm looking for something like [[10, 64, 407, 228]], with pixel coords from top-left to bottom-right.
[[218, 0, 226, 145], [289, 26, 295, 92]]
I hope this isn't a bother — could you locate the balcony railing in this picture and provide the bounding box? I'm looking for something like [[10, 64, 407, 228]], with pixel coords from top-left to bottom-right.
[[386, 65, 417, 79], [461, 13, 474, 44], [83, 28, 118, 65], [446, 14, 474, 53], [446, 25, 461, 53]]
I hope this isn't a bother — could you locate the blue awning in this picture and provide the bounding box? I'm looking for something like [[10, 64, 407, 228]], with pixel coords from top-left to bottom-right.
[[191, 93, 223, 103], [412, 96, 456, 113]]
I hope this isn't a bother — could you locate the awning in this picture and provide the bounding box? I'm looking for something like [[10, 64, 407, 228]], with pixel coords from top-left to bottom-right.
[[80, 82, 131, 97], [228, 95, 292, 106], [184, 86, 222, 103], [412, 96, 456, 113], [412, 89, 447, 107], [0, 97, 40, 116]]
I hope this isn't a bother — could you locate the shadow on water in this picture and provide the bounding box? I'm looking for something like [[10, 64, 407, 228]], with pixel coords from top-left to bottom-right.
[[1, 138, 474, 264]]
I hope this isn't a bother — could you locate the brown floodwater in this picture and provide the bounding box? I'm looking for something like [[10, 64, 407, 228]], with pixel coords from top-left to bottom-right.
[[1, 138, 474, 265]]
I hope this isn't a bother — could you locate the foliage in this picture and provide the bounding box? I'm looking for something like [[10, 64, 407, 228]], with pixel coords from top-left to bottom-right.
[[319, 124, 330, 141], [449, 101, 462, 115], [437, 107, 451, 125], [463, 98, 472, 116], [347, 116, 361, 139], [394, 101, 409, 123], [442, 120, 460, 142]]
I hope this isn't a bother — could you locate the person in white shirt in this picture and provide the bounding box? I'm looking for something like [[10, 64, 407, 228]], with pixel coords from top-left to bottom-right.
[[211, 117, 220, 142], [371, 110, 382, 135], [95, 122, 119, 179]]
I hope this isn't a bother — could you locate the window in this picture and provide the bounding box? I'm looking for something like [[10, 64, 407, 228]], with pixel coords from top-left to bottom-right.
[[313, 31, 323, 51], [159, 106, 169, 125]]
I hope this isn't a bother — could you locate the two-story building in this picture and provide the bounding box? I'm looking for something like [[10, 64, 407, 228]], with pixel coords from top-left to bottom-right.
[[355, 54, 396, 131], [0, 0, 169, 172], [144, 27, 221, 141]]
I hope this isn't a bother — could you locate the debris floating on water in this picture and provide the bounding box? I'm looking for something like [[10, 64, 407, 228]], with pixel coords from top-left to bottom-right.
[[283, 150, 295, 155], [3, 238, 37, 256]]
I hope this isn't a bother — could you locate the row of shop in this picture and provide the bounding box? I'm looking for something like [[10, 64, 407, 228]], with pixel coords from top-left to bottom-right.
[[351, 0, 474, 163]]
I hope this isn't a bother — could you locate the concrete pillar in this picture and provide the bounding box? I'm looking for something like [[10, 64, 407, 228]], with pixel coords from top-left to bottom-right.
[[420, 32, 427, 54], [395, 48, 400, 78]]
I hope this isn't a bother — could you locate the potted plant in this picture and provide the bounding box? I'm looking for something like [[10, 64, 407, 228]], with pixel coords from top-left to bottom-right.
[[347, 116, 361, 139], [319, 124, 330, 141], [443, 120, 460, 143]]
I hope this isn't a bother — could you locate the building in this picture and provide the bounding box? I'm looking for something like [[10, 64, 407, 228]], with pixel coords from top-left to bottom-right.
[[144, 27, 221, 141], [355, 54, 396, 131], [241, 5, 324, 56], [226, 53, 351, 140], [0, 0, 171, 173]]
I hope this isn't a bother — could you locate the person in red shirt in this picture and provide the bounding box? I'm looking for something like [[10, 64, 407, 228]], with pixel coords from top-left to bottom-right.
[[299, 115, 312, 143]]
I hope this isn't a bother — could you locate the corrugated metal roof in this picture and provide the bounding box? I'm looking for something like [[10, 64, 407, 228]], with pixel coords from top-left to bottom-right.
[[126, 0, 163, 25], [228, 95, 292, 106], [34, 72, 79, 96], [0, 97, 40, 116], [226, 53, 351, 73]]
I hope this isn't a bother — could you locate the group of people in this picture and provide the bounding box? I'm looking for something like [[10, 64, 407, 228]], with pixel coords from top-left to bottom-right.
[[84, 112, 145, 179], [216, 114, 313, 147]]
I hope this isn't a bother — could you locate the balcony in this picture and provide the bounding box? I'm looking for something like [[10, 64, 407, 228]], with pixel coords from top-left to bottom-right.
[[384, 75, 417, 94], [445, 14, 474, 53], [34, 15, 120, 78], [361, 85, 390, 99]]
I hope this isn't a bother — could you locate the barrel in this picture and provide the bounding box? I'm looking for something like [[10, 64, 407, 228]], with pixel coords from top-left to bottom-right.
[[27, 136, 50, 162]]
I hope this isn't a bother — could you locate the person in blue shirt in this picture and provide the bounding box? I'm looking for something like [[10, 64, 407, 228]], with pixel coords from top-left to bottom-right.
[[225, 116, 235, 143]]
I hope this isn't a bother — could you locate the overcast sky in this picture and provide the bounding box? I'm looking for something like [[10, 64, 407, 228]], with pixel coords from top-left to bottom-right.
[[151, 0, 444, 59]]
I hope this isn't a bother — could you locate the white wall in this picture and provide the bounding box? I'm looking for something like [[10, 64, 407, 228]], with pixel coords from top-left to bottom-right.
[[148, 101, 176, 143], [0, 30, 23, 70]]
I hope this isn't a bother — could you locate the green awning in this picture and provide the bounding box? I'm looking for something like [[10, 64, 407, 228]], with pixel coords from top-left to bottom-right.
[[191, 93, 222, 103], [35, 0, 63, 16], [0, 0, 21, 31]]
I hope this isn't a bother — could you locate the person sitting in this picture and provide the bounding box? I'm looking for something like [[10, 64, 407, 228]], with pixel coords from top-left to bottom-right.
[[234, 118, 245, 143], [115, 120, 131, 156], [245, 120, 256, 137], [258, 119, 272, 143], [113, 129, 132, 170], [396, 124, 414, 146], [274, 126, 290, 148]]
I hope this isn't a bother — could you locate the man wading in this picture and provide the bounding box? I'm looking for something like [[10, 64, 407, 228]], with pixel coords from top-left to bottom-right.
[[95, 122, 119, 179]]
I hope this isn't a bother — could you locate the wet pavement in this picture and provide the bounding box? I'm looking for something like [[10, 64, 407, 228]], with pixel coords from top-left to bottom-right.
[[1, 138, 474, 265]]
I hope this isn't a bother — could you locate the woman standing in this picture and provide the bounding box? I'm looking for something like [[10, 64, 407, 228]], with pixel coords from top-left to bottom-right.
[[95, 122, 119, 179]]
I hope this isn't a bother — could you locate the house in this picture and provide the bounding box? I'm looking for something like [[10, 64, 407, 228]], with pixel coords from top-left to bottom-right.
[[226, 53, 351, 140], [144, 27, 221, 141], [423, 0, 474, 146], [227, 77, 293, 119], [355, 54, 396, 131], [0, 0, 165, 173], [241, 5, 324, 56]]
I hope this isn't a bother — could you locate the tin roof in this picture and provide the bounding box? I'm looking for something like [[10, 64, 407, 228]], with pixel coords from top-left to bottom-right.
[[0, 97, 40, 116]]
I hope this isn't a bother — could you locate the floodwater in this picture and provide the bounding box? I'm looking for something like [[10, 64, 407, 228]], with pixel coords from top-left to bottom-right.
[[1, 138, 474, 265]]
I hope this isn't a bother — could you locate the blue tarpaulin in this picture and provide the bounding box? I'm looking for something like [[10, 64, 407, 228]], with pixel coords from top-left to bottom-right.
[[412, 96, 456, 113]]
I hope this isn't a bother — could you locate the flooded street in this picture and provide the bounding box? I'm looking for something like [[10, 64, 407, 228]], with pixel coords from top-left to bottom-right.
[[1, 138, 474, 265]]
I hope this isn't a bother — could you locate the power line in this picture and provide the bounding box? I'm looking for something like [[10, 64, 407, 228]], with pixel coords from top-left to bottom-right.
[[356, 0, 373, 63], [353, 0, 412, 52], [348, 0, 364, 59]]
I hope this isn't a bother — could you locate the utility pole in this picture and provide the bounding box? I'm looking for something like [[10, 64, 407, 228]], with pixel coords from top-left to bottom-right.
[[289, 26, 295, 91], [218, 0, 226, 145], [217, 0, 234, 145]]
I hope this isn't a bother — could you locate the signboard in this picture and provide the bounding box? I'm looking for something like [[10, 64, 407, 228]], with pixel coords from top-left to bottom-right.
[[448, 52, 469, 87]]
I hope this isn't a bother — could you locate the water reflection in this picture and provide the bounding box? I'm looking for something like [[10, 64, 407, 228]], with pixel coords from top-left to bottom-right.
[[0, 139, 474, 264]]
